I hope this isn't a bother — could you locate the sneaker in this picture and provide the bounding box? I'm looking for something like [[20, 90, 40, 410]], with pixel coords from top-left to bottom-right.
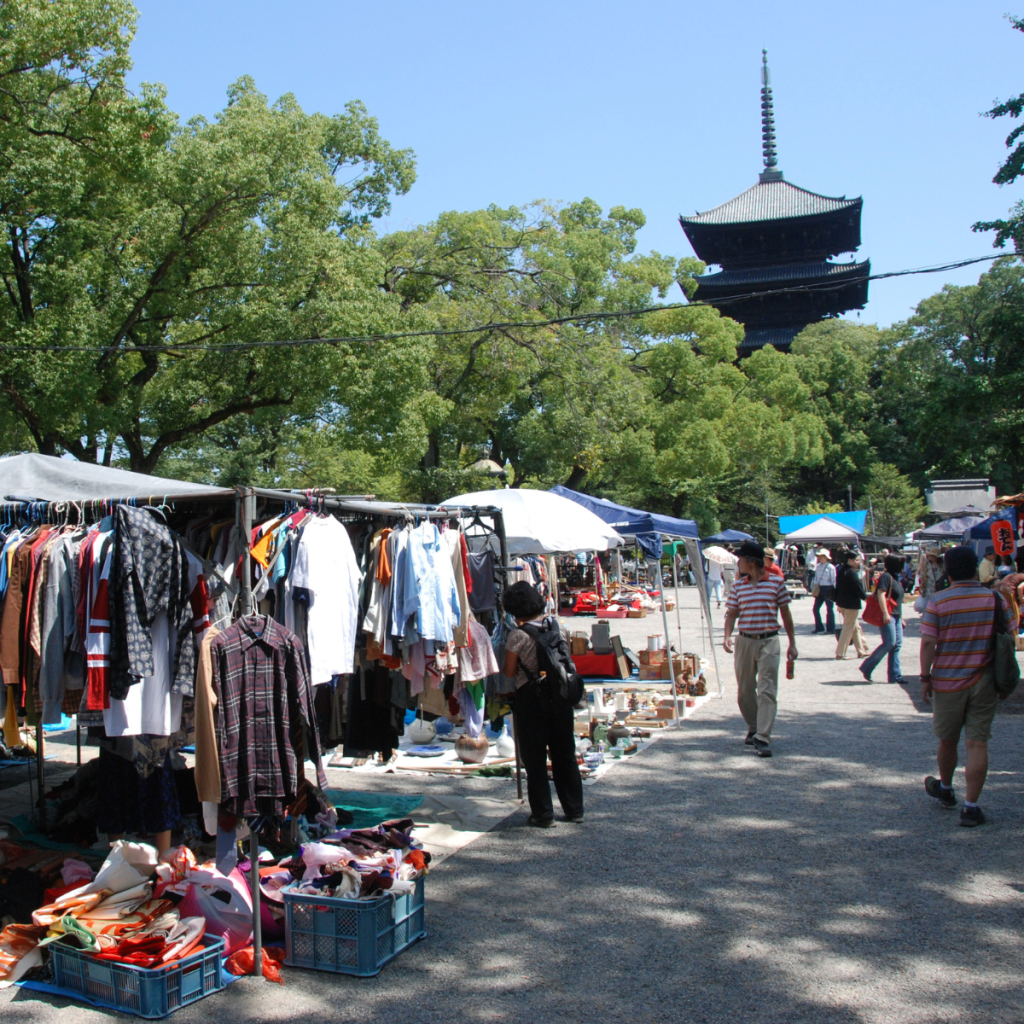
[[924, 776, 956, 808], [565, 814, 584, 824], [959, 805, 986, 827], [811, 628, 825, 634], [744, 732, 755, 745], [860, 664, 872, 682], [752, 738, 772, 758], [527, 815, 555, 828]]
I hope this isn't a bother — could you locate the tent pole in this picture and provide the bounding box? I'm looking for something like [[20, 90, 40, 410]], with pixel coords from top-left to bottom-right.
[[658, 566, 680, 727], [672, 546, 684, 664], [249, 828, 262, 979], [35, 721, 45, 830]]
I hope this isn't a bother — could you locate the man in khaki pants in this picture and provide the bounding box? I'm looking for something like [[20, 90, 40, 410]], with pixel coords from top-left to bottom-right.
[[723, 541, 798, 757]]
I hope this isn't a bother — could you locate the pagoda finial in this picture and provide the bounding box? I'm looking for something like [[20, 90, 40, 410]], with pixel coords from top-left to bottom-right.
[[759, 49, 783, 182]]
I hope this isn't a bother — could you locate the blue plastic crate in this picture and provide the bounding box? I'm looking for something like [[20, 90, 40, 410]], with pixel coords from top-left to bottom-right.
[[50, 934, 226, 1018], [284, 876, 425, 976]]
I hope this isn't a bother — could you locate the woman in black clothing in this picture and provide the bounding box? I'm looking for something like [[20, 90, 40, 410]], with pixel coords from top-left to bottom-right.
[[860, 555, 906, 683], [502, 582, 584, 828], [834, 549, 869, 659]]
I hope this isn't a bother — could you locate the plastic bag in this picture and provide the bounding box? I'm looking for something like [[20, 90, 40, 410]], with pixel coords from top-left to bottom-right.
[[85, 841, 158, 895], [913, 595, 928, 615], [177, 872, 252, 955], [224, 945, 285, 984]]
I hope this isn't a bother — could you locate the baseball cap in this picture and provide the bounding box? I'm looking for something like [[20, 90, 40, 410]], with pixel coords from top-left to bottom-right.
[[736, 540, 766, 561]]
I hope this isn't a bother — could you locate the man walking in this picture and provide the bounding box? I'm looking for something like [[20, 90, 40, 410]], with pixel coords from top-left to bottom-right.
[[723, 540, 798, 758], [920, 545, 1012, 826], [979, 546, 998, 587], [810, 548, 836, 635]]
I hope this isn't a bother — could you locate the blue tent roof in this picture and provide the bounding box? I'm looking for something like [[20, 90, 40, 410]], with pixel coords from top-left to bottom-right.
[[966, 507, 1017, 539], [549, 486, 699, 559], [703, 529, 756, 543], [778, 510, 868, 535]]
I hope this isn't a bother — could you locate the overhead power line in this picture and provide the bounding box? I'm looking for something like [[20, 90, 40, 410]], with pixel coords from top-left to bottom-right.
[[0, 252, 1010, 354]]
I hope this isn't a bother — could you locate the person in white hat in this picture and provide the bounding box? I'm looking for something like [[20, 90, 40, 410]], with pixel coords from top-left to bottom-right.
[[811, 548, 836, 634]]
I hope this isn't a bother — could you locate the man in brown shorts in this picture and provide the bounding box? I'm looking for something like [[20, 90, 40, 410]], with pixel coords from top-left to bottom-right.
[[919, 546, 1013, 827]]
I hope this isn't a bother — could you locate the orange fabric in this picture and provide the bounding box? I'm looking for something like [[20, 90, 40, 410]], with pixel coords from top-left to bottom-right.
[[0, 923, 46, 982], [376, 528, 393, 584], [225, 945, 286, 984]]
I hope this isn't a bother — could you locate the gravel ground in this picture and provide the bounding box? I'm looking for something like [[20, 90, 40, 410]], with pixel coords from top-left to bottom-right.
[[4, 586, 1023, 1024]]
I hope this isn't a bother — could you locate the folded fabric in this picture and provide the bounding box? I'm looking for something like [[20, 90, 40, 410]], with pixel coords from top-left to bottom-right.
[[32, 889, 107, 928], [0, 923, 46, 984]]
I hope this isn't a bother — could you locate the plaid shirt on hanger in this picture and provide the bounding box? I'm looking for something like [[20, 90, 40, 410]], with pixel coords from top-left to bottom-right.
[[209, 614, 326, 817]]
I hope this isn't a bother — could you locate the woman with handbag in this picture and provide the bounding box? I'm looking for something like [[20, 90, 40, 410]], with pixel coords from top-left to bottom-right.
[[835, 550, 869, 659], [860, 555, 905, 683]]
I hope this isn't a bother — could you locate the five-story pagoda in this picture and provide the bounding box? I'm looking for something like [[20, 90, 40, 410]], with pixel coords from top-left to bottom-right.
[[680, 52, 870, 354]]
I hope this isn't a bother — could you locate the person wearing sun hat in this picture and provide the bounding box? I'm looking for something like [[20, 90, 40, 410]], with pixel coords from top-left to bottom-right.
[[811, 548, 836, 634]]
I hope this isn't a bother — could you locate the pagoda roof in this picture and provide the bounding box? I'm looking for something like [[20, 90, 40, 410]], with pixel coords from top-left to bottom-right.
[[680, 178, 861, 227], [695, 259, 870, 289]]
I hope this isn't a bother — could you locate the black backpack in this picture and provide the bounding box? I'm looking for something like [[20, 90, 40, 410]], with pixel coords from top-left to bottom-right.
[[519, 618, 586, 708]]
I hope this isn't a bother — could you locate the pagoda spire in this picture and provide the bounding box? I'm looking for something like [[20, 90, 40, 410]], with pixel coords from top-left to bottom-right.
[[759, 49, 783, 182]]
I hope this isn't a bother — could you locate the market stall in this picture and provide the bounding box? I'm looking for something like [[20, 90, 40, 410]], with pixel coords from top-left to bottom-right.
[[0, 454, 508, 1000], [547, 486, 721, 700]]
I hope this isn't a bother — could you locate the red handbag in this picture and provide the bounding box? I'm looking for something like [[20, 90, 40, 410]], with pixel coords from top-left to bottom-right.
[[862, 588, 897, 628]]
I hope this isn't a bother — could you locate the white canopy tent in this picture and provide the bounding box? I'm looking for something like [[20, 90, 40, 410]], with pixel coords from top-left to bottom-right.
[[443, 488, 623, 555], [784, 516, 861, 545]]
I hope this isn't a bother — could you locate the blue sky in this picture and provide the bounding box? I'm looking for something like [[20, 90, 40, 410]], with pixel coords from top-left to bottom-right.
[[128, 0, 1022, 327]]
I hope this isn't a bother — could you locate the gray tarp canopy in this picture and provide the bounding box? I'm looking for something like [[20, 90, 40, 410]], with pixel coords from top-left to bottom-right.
[[0, 452, 234, 502]]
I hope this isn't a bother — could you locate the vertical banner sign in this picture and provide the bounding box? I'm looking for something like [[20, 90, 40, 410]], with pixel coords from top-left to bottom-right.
[[991, 519, 1016, 557]]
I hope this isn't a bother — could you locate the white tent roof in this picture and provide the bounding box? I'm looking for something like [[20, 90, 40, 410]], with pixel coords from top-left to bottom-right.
[[0, 453, 233, 502], [443, 488, 623, 555], [784, 516, 861, 544]]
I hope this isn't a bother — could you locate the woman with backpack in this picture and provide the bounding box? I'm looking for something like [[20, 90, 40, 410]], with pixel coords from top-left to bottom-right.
[[502, 581, 585, 828]]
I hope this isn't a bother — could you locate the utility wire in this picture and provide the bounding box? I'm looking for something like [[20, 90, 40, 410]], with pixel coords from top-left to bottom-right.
[[0, 252, 1009, 354]]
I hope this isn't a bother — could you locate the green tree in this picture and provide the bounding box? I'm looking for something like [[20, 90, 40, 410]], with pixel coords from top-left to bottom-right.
[[376, 200, 684, 500], [0, 3, 417, 472], [875, 259, 1024, 493], [973, 15, 1024, 249], [787, 319, 884, 507], [863, 463, 927, 536]]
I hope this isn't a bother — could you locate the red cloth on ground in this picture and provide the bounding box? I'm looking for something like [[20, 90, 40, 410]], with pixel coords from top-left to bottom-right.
[[225, 945, 285, 984]]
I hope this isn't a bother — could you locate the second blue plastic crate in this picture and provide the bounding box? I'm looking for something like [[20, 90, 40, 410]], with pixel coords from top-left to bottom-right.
[[283, 875, 426, 976]]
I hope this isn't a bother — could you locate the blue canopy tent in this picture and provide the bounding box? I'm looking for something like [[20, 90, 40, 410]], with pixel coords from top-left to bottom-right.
[[549, 486, 721, 699], [965, 507, 1016, 538], [703, 529, 756, 544]]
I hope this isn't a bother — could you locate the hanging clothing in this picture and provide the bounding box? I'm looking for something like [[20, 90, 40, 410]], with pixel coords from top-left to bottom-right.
[[467, 551, 496, 613], [291, 516, 360, 682], [108, 506, 194, 702], [208, 615, 326, 817]]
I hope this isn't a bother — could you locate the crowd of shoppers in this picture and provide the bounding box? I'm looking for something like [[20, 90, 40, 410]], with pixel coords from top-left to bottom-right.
[[717, 533, 1018, 829]]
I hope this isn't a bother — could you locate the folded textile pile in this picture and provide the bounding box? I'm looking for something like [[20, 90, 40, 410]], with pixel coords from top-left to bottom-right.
[[0, 840, 216, 987], [285, 818, 430, 899]]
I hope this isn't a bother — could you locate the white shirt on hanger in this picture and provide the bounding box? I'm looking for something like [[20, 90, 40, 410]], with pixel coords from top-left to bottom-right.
[[291, 516, 360, 681]]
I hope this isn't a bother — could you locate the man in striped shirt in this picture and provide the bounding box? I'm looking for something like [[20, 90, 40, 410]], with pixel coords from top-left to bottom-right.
[[723, 540, 798, 757], [920, 545, 1013, 827]]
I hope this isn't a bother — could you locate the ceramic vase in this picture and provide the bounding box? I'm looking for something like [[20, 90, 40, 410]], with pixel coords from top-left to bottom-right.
[[407, 717, 436, 745], [455, 732, 489, 763], [495, 723, 515, 758]]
